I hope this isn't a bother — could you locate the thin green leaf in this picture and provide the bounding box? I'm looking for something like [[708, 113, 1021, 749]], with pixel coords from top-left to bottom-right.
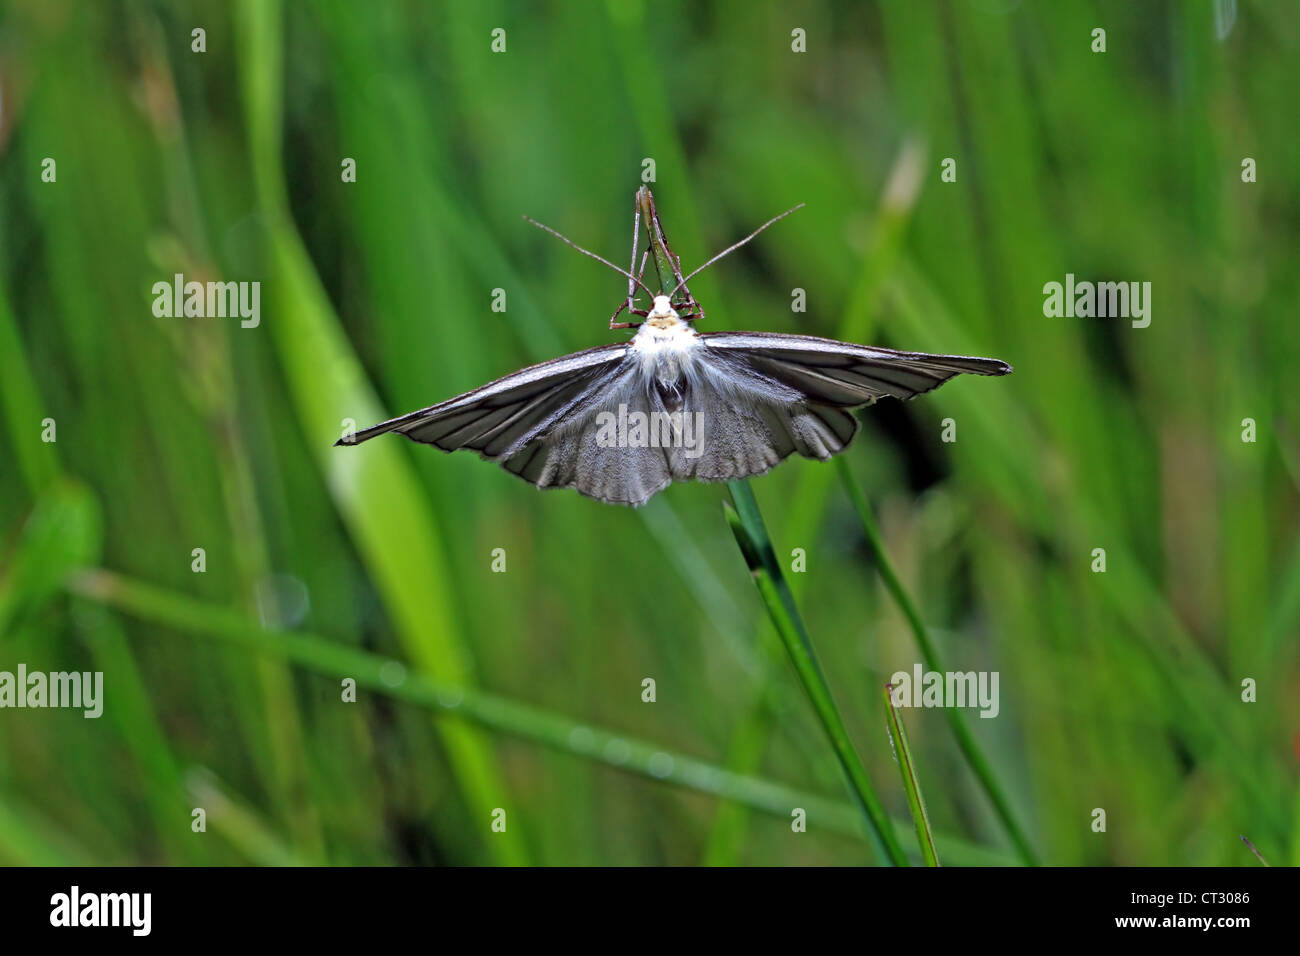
[[724, 484, 908, 866], [835, 456, 1039, 864], [883, 682, 939, 866], [66, 568, 1014, 865]]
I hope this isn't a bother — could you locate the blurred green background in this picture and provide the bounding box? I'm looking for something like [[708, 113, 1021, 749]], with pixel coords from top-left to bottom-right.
[[0, 0, 1295, 866]]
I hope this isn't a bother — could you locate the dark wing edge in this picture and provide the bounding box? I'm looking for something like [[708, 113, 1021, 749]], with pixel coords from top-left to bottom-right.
[[334, 342, 629, 448], [699, 331, 1011, 408]]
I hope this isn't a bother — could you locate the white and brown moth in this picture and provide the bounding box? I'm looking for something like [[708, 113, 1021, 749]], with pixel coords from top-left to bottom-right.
[[338, 187, 1011, 507]]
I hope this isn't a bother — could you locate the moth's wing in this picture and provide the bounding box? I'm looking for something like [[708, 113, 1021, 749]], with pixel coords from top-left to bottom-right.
[[660, 344, 859, 483], [539, 369, 842, 505], [500, 383, 679, 507], [338, 343, 629, 456], [698, 331, 1012, 408], [666, 331, 1013, 480], [340, 343, 677, 507]]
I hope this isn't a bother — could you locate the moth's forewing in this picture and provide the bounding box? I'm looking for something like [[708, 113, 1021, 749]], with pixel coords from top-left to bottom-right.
[[699, 331, 1012, 405], [338, 343, 629, 447]]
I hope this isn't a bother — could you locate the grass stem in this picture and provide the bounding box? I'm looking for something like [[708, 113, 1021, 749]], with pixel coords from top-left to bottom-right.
[[883, 682, 940, 866], [65, 568, 1015, 865], [725, 481, 908, 866], [835, 456, 1038, 864]]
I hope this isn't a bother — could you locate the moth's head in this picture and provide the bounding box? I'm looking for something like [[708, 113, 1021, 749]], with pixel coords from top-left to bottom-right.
[[650, 295, 676, 318], [643, 294, 687, 331]]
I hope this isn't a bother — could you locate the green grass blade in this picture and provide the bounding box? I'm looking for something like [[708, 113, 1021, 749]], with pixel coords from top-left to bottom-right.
[[0, 797, 99, 866], [883, 681, 940, 866], [186, 770, 308, 867], [0, 481, 102, 639], [705, 142, 927, 864], [724, 483, 908, 866], [66, 567, 1013, 865], [835, 456, 1039, 864], [233, 0, 525, 865], [0, 275, 60, 497]]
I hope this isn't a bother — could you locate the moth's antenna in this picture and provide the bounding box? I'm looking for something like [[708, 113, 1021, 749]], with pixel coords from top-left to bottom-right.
[[669, 203, 805, 297], [524, 215, 656, 299]]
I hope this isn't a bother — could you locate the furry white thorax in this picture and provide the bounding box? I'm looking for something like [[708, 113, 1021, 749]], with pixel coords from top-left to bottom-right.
[[630, 296, 701, 389]]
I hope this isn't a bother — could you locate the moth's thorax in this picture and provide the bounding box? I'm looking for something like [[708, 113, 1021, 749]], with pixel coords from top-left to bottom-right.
[[630, 296, 700, 388]]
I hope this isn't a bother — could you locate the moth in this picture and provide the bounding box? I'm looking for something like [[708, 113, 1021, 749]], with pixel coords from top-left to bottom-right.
[[339, 187, 1012, 507]]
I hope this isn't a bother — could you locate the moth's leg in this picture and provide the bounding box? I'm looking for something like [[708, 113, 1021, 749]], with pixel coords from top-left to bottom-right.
[[624, 191, 642, 315], [664, 244, 688, 290], [672, 254, 704, 310], [675, 276, 699, 310], [675, 290, 705, 321], [610, 250, 653, 328], [612, 307, 648, 331]]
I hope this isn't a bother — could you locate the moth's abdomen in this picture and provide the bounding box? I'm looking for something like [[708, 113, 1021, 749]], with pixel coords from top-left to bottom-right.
[[655, 352, 681, 389], [654, 373, 687, 414]]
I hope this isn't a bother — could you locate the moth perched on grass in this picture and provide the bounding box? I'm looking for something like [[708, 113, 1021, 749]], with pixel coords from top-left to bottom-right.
[[339, 187, 1012, 506]]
